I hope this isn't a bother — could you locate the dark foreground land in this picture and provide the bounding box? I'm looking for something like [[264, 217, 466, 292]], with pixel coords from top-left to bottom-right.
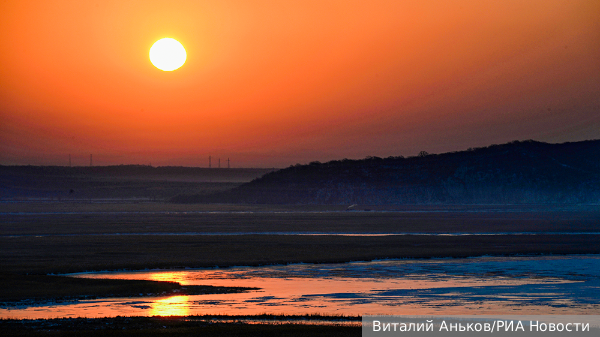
[[0, 273, 255, 306], [0, 316, 361, 337], [3, 227, 600, 276]]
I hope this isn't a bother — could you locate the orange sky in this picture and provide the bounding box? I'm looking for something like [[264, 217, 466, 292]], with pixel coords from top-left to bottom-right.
[[1, 0, 599, 167]]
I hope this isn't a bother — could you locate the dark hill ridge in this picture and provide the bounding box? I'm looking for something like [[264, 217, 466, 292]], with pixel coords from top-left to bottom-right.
[[173, 140, 600, 204]]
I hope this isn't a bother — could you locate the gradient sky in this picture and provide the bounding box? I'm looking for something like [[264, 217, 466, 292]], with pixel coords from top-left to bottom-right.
[[1, 0, 599, 167]]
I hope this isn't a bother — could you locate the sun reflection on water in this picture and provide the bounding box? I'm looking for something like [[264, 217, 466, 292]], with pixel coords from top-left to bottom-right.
[[149, 295, 190, 317], [3, 256, 597, 319], [147, 272, 189, 284]]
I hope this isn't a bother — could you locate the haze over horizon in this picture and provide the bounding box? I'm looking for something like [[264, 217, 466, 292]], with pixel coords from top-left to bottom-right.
[[1, 0, 599, 168]]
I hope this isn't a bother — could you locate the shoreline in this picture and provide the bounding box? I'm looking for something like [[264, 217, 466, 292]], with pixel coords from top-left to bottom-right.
[[4, 234, 599, 275], [0, 273, 257, 307], [2, 252, 598, 308], [63, 252, 600, 275]]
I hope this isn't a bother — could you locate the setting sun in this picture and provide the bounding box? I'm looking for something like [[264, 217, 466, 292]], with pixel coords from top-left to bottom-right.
[[1, 0, 598, 167], [149, 38, 186, 71]]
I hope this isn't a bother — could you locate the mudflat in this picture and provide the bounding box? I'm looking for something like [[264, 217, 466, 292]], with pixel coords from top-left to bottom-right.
[[2, 203, 599, 274]]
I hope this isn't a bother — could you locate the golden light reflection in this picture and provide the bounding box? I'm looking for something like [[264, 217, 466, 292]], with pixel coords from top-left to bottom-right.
[[149, 295, 190, 317], [147, 272, 188, 284]]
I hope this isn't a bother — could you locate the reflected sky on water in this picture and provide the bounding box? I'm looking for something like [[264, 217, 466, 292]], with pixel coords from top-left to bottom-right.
[[2, 255, 599, 319]]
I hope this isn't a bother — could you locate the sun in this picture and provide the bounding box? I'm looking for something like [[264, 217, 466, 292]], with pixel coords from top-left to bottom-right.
[[149, 38, 187, 71]]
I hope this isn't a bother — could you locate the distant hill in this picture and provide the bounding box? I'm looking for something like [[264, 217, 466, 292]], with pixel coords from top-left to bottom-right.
[[173, 140, 600, 204]]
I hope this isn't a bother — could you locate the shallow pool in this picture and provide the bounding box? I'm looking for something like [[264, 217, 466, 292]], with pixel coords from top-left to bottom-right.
[[2, 255, 599, 319]]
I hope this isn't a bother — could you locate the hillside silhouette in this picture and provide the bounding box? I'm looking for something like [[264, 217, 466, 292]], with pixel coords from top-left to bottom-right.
[[173, 140, 600, 204]]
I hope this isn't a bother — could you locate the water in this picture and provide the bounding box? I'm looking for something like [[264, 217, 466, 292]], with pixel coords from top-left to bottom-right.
[[2, 255, 599, 319]]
